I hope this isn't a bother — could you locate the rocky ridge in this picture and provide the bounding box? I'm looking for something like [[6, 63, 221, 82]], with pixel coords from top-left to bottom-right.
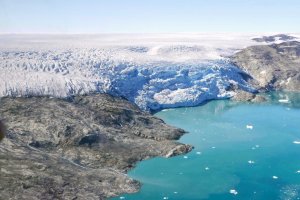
[[252, 34, 297, 43], [232, 40, 300, 92]]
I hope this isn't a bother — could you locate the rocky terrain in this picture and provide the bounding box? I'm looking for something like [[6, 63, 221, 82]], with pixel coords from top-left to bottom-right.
[[232, 41, 300, 92], [231, 90, 266, 103], [1, 34, 299, 111], [0, 94, 192, 200], [0, 121, 5, 141], [252, 34, 297, 43], [1, 33, 300, 199]]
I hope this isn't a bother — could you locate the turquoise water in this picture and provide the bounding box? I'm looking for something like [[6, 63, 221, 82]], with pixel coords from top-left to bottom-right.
[[112, 92, 300, 200]]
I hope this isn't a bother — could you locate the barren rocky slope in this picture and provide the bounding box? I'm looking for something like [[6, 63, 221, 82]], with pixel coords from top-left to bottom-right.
[[0, 94, 192, 200], [232, 41, 300, 91]]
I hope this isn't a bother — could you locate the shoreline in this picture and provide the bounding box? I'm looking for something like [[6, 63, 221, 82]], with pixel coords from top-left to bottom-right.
[[0, 94, 192, 200], [1, 90, 299, 199]]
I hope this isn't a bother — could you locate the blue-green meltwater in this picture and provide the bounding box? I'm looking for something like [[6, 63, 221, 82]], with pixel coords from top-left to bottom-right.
[[112, 92, 300, 200]]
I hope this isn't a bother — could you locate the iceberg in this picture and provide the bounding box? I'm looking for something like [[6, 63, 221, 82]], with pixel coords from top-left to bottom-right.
[[246, 125, 254, 129], [229, 189, 238, 195], [278, 99, 290, 103]]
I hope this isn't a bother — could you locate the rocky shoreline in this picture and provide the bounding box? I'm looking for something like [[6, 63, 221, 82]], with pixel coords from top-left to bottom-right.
[[229, 39, 300, 102], [0, 94, 192, 200], [0, 34, 299, 199]]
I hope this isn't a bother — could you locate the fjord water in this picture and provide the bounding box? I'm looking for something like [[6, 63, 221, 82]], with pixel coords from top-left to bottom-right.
[[113, 92, 300, 200]]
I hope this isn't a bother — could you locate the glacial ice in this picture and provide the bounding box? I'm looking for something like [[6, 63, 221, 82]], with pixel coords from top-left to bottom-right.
[[0, 34, 261, 111]]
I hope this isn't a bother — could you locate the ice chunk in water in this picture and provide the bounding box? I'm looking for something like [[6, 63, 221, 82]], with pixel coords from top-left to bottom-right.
[[279, 184, 300, 199], [293, 141, 300, 144], [248, 160, 255, 164], [229, 189, 238, 195], [278, 99, 289, 103], [246, 125, 253, 129], [272, 176, 279, 179]]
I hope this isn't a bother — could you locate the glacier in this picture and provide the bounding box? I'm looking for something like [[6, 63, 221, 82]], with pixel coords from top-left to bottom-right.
[[0, 33, 297, 111]]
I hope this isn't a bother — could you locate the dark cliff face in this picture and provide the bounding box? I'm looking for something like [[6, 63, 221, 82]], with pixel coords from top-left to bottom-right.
[[0, 94, 192, 200], [231, 41, 300, 91], [0, 120, 5, 141]]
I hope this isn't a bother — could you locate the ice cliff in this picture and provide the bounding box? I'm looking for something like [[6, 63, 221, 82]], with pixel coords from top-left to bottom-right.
[[1, 34, 297, 111]]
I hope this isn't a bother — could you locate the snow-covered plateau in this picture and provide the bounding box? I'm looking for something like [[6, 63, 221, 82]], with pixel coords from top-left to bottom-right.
[[0, 33, 299, 111]]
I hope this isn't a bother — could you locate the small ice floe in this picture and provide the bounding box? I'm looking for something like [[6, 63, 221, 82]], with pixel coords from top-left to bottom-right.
[[248, 160, 255, 164], [272, 176, 279, 179], [286, 107, 291, 111], [183, 156, 188, 159], [255, 145, 260, 148], [296, 170, 300, 174], [205, 167, 210, 170], [196, 151, 202, 155], [163, 197, 169, 200], [293, 141, 300, 144], [278, 99, 290, 103], [119, 197, 125, 200], [229, 189, 238, 195], [246, 125, 253, 130], [174, 191, 178, 194], [161, 109, 175, 112], [212, 146, 216, 149]]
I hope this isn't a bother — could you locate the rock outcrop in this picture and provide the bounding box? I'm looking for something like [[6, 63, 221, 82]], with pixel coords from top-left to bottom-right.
[[231, 41, 300, 91], [0, 120, 5, 141], [0, 94, 192, 199], [252, 34, 297, 43], [231, 90, 266, 102]]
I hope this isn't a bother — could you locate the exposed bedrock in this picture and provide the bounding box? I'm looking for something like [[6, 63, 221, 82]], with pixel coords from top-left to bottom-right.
[[231, 41, 300, 92], [0, 94, 192, 199]]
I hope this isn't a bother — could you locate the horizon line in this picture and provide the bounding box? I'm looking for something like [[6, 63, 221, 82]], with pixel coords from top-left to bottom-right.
[[0, 31, 297, 35]]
